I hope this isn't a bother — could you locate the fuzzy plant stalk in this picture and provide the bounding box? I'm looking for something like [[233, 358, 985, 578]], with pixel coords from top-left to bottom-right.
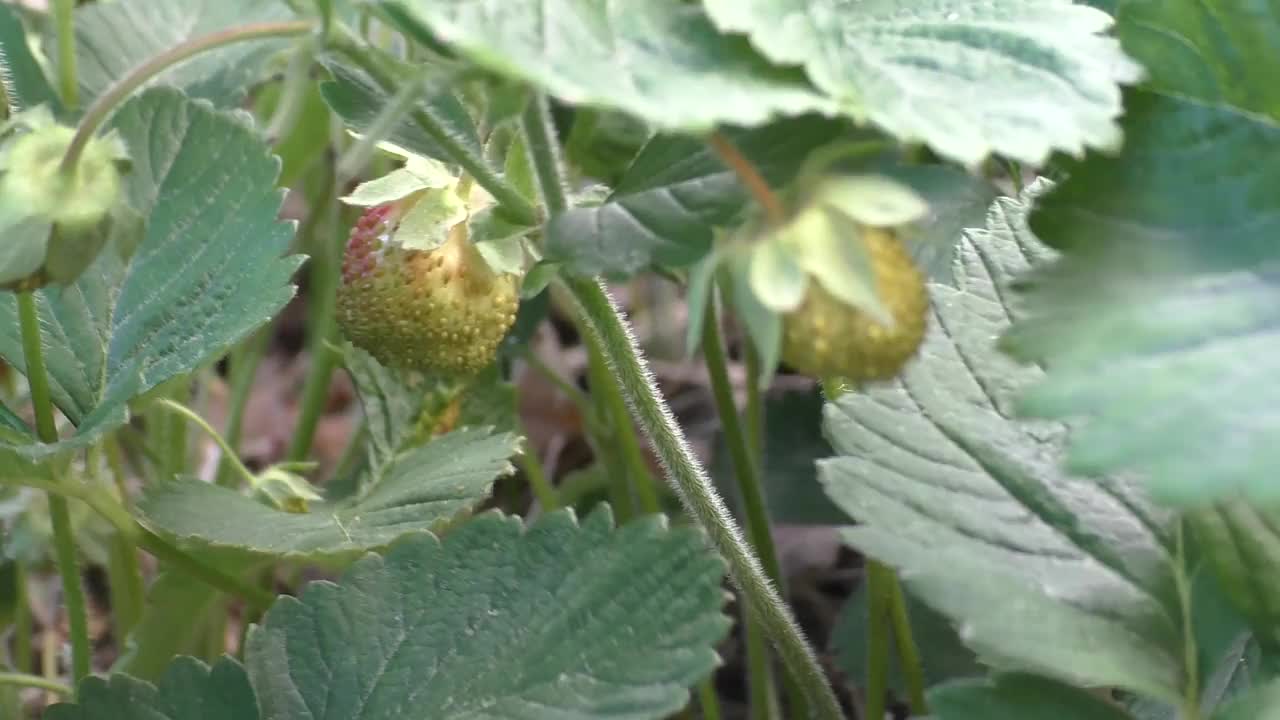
[[16, 291, 92, 685], [0, 672, 72, 697], [515, 90, 842, 718]]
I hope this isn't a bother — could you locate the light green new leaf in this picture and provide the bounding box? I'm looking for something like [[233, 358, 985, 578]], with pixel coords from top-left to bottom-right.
[[385, 0, 833, 131], [0, 89, 302, 458], [1116, 0, 1280, 122], [704, 0, 1142, 165], [247, 508, 730, 720], [1001, 91, 1280, 505], [46, 656, 258, 720], [820, 182, 1188, 702], [63, 0, 293, 106], [545, 116, 848, 277], [137, 428, 518, 559], [930, 674, 1135, 720]]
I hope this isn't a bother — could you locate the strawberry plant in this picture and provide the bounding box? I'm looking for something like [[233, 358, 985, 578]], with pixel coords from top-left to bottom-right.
[[0, 0, 1275, 719]]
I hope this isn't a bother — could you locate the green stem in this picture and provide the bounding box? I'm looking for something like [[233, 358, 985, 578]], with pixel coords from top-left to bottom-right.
[[92, 442, 144, 647], [265, 39, 315, 141], [216, 327, 270, 486], [286, 162, 342, 463], [701, 290, 787, 720], [517, 96, 837, 719], [517, 439, 559, 511], [865, 561, 894, 720], [1176, 522, 1200, 720], [824, 378, 927, 718], [586, 344, 635, 520], [160, 377, 191, 479], [563, 278, 843, 720], [17, 291, 91, 685], [590, 337, 662, 515], [887, 573, 928, 714], [13, 564, 31, 673], [0, 672, 72, 696], [61, 20, 314, 174], [52, 0, 78, 110], [520, 94, 568, 214], [329, 33, 538, 225], [698, 679, 724, 720], [155, 399, 256, 487]]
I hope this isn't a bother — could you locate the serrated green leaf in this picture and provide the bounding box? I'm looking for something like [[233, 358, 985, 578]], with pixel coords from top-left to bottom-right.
[[929, 674, 1135, 720], [1192, 503, 1280, 651], [386, 0, 832, 131], [137, 427, 518, 559], [0, 89, 301, 458], [546, 116, 848, 277], [246, 507, 729, 720], [46, 656, 257, 720], [1001, 91, 1280, 506], [820, 182, 1188, 702], [704, 0, 1143, 165], [319, 57, 483, 164], [1116, 0, 1280, 121], [0, 2, 59, 115], [63, 0, 293, 106]]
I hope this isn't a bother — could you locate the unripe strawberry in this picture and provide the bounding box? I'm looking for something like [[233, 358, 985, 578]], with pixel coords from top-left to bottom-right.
[[336, 199, 519, 376], [781, 227, 928, 382]]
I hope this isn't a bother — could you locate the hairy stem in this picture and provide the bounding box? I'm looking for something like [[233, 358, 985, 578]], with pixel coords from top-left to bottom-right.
[[13, 564, 31, 673], [156, 399, 256, 487], [521, 95, 569, 214], [698, 679, 724, 720], [52, 0, 77, 110], [564, 278, 843, 720], [517, 91, 838, 719], [18, 291, 91, 685], [61, 20, 314, 174]]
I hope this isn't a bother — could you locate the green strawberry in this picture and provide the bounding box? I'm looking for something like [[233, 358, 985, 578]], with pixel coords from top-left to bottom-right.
[[336, 198, 519, 376], [781, 226, 928, 382]]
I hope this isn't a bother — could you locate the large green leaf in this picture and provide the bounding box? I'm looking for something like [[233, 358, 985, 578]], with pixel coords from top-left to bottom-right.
[[246, 508, 730, 719], [1116, 0, 1280, 120], [929, 674, 1135, 720], [62, 0, 293, 106], [137, 427, 518, 559], [703, 0, 1143, 165], [1214, 681, 1280, 720], [820, 182, 1188, 703], [545, 116, 848, 276], [0, 89, 301, 458], [46, 656, 258, 720], [383, 0, 832, 131], [1000, 91, 1280, 505]]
